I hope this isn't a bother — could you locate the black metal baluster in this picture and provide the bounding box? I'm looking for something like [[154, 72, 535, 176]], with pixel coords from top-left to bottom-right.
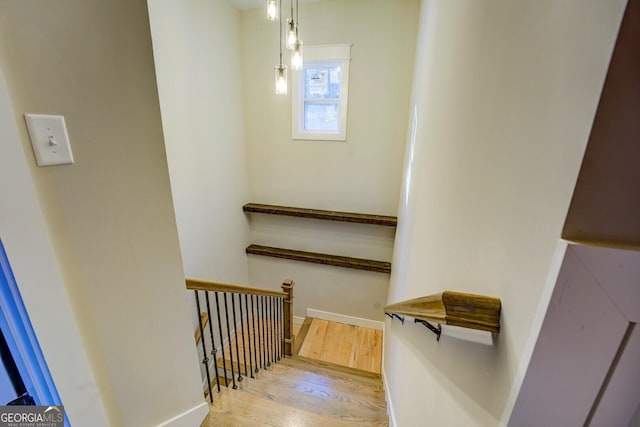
[[269, 296, 275, 363], [251, 295, 259, 373], [244, 294, 255, 378], [239, 294, 249, 379], [261, 295, 267, 368], [205, 291, 221, 393], [272, 297, 280, 362], [277, 297, 282, 360], [195, 291, 213, 403], [214, 292, 229, 388], [223, 293, 238, 389], [275, 297, 280, 361], [281, 298, 285, 359], [257, 295, 264, 369], [231, 294, 243, 383], [263, 296, 270, 367], [274, 297, 278, 360]]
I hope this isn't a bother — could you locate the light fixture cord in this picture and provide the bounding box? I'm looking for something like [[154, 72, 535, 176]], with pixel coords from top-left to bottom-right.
[[279, 0, 283, 65]]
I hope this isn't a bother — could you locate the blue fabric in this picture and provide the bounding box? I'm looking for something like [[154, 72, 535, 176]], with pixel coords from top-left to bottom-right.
[[0, 239, 69, 425]]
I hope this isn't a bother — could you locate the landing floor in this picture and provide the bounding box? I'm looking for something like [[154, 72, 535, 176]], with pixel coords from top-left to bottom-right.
[[296, 318, 383, 375]]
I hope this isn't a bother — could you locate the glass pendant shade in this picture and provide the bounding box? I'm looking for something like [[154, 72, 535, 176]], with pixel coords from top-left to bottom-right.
[[291, 41, 303, 70], [286, 19, 297, 49], [267, 0, 278, 21], [275, 65, 288, 94]]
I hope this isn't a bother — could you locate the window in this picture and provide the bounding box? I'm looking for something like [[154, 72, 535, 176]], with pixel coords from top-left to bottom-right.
[[292, 44, 351, 141]]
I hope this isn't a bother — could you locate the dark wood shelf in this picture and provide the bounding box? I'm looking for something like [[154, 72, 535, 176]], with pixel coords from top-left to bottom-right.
[[243, 203, 397, 227], [246, 244, 391, 274]]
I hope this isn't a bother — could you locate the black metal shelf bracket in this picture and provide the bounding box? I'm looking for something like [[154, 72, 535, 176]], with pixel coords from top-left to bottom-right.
[[385, 312, 405, 324], [415, 319, 442, 341]]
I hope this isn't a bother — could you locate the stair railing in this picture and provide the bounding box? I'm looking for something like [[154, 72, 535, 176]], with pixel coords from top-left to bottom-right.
[[384, 290, 501, 342], [186, 277, 295, 403]]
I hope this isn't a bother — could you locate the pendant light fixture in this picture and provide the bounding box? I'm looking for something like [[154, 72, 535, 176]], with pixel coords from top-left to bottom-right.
[[291, 0, 303, 70], [286, 0, 297, 49], [266, 0, 278, 21], [291, 40, 303, 70], [275, 0, 287, 94]]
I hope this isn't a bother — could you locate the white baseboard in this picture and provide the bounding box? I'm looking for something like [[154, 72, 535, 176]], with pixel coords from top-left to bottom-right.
[[306, 308, 384, 330], [382, 368, 397, 427], [294, 315, 305, 325], [156, 402, 208, 427]]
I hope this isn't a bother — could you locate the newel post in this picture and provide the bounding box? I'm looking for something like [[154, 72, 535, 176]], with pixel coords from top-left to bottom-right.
[[281, 279, 295, 356]]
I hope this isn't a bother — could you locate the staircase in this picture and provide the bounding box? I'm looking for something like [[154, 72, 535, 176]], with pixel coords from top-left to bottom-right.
[[201, 356, 388, 426], [187, 277, 388, 426]]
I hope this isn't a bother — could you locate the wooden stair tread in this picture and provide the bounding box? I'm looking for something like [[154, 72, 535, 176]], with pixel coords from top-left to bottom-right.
[[274, 358, 384, 399], [264, 362, 384, 404], [246, 244, 391, 274], [297, 318, 382, 375], [293, 355, 382, 381], [203, 358, 388, 427], [204, 387, 387, 427], [234, 364, 387, 420], [280, 357, 384, 390], [217, 357, 280, 377], [218, 356, 384, 398], [202, 316, 388, 426], [243, 203, 397, 227]]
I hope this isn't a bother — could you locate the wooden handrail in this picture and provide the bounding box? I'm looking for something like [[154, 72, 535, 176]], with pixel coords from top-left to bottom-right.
[[186, 277, 287, 298], [384, 291, 501, 333]]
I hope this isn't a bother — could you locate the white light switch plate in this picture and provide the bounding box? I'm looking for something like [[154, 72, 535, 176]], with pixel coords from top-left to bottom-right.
[[24, 114, 74, 166]]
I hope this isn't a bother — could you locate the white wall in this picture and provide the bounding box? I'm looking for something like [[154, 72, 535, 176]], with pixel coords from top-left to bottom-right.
[[148, 0, 251, 284], [0, 67, 109, 427], [0, 1, 207, 425], [243, 0, 418, 214], [242, 0, 419, 321], [147, 0, 253, 391], [384, 0, 627, 425]]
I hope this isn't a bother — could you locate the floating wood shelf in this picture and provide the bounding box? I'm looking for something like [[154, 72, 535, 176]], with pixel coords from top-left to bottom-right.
[[246, 244, 391, 274], [384, 291, 501, 334], [243, 203, 398, 227]]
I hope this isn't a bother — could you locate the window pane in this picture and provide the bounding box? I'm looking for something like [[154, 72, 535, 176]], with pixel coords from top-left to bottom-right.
[[304, 102, 339, 131], [304, 66, 341, 99]]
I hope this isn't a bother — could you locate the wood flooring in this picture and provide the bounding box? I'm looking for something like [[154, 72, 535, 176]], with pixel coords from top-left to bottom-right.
[[298, 318, 383, 375], [203, 317, 388, 426], [201, 356, 388, 426]]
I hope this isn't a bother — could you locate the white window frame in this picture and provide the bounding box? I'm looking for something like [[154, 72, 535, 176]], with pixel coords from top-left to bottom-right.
[[292, 44, 352, 141]]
